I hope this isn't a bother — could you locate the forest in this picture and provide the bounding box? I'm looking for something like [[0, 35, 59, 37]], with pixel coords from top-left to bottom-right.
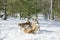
[[0, 0, 60, 20]]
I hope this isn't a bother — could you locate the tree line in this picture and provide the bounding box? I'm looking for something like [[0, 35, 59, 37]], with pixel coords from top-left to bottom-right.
[[0, 0, 60, 20]]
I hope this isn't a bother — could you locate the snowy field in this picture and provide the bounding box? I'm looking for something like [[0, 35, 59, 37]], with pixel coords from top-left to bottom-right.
[[0, 18, 60, 40]]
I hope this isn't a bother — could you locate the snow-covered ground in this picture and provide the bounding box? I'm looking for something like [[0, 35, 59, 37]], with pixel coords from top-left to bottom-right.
[[0, 18, 60, 40]]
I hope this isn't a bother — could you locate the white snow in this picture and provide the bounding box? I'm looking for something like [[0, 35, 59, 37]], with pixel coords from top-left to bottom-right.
[[0, 18, 60, 40]]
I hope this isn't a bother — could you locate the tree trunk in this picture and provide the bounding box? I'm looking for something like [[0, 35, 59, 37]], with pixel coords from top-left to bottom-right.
[[44, 14, 48, 20], [19, 13, 21, 19], [50, 0, 55, 20], [4, 0, 7, 20], [50, 0, 53, 20]]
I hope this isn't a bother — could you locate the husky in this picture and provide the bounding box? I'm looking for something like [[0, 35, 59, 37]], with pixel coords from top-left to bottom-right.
[[18, 19, 31, 31], [18, 18, 40, 34]]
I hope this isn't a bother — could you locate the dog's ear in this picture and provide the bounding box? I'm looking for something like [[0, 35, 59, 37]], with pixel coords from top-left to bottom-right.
[[18, 23, 22, 26]]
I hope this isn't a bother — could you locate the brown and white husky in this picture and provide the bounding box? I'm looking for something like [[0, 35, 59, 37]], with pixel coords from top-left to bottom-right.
[[18, 18, 40, 34]]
